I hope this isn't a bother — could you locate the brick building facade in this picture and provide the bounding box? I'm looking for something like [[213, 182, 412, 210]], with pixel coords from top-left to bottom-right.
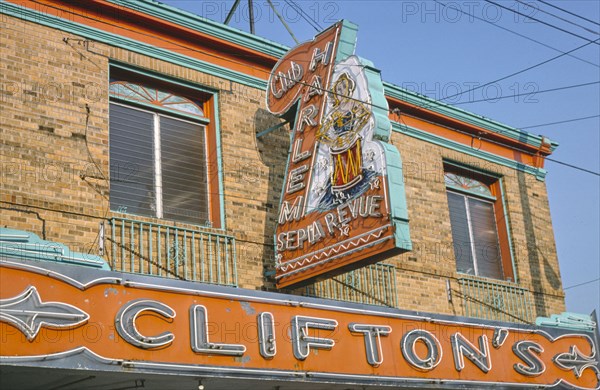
[[0, 0, 564, 318], [1, 1, 588, 389]]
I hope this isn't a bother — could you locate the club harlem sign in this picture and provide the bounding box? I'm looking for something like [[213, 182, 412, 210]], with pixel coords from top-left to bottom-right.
[[266, 20, 411, 288], [1, 259, 599, 389]]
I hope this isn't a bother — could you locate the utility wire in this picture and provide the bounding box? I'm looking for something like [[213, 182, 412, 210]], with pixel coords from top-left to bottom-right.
[[484, 0, 600, 45], [519, 114, 600, 129], [283, 0, 321, 31], [433, 37, 600, 104], [545, 158, 600, 177], [10, 2, 600, 274], [515, 0, 599, 36], [433, 0, 598, 68], [453, 80, 600, 105], [452, 289, 533, 324], [564, 278, 600, 290], [266, 0, 299, 44], [28, 0, 600, 179], [289, 0, 323, 31], [44, 6, 600, 300], [43, 0, 600, 104], [536, 0, 600, 27]]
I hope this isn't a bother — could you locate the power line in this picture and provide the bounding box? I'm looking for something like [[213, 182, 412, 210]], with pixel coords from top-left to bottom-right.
[[452, 289, 533, 324], [515, 0, 599, 36], [283, 0, 322, 31], [291, 0, 323, 31], [41, 0, 600, 109], [266, 0, 299, 44], [431, 37, 600, 104], [8, 2, 600, 287], [433, 0, 598, 68], [564, 278, 600, 290], [545, 158, 600, 177], [121, 4, 600, 181], [519, 114, 600, 129], [395, 111, 600, 177], [453, 80, 600, 105], [484, 0, 600, 45], [536, 0, 600, 27], [26, 0, 600, 179]]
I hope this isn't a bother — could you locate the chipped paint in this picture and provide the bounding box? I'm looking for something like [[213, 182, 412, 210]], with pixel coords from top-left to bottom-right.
[[104, 288, 118, 298], [240, 301, 256, 315]]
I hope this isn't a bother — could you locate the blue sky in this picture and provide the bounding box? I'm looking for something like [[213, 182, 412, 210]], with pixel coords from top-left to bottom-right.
[[163, 0, 600, 316]]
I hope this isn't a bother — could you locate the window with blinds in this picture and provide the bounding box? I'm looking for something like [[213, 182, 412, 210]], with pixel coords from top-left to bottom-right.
[[109, 81, 209, 225], [445, 171, 505, 280]]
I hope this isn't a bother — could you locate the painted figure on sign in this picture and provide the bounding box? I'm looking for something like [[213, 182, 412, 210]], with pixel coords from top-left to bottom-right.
[[318, 73, 370, 192], [308, 56, 385, 210]]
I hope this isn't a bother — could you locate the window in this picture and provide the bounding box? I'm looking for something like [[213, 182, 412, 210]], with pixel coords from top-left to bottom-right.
[[109, 79, 213, 226], [445, 166, 514, 281]]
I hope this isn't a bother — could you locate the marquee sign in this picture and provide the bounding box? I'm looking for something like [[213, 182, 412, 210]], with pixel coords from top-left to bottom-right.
[[266, 21, 411, 288], [2, 259, 599, 389]]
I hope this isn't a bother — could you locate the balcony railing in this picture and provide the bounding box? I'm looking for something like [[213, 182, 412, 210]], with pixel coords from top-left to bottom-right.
[[107, 218, 237, 287], [458, 276, 534, 324], [305, 263, 398, 308]]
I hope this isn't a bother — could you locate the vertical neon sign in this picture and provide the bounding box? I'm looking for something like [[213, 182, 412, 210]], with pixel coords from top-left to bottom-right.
[[267, 21, 411, 288]]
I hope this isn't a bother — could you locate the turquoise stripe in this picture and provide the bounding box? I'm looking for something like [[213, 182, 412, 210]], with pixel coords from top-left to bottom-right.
[[1, 1, 556, 156], [0, 1, 267, 90], [384, 83, 558, 152], [105, 0, 289, 58], [335, 20, 358, 62], [111, 62, 220, 94], [392, 122, 547, 180], [212, 93, 226, 230]]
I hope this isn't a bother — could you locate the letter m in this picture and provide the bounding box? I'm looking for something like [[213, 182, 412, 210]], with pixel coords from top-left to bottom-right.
[[279, 196, 304, 224]]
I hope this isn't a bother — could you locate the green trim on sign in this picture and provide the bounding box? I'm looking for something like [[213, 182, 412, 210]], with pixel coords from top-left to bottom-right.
[[382, 142, 412, 251], [105, 0, 289, 58], [0, 1, 267, 91], [0, 228, 110, 270], [384, 82, 559, 153], [392, 122, 547, 180], [364, 64, 391, 143], [335, 20, 358, 63], [536, 312, 597, 331], [357, 41, 411, 251]]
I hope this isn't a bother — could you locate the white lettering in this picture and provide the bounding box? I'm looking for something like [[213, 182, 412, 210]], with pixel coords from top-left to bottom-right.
[[305, 75, 323, 101], [298, 105, 318, 132], [309, 41, 334, 72], [279, 196, 304, 224], [292, 138, 312, 163], [287, 165, 308, 194]]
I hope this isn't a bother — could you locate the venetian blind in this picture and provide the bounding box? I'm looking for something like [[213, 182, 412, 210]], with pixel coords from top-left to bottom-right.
[[447, 191, 475, 275], [160, 116, 208, 224], [447, 191, 503, 279], [109, 103, 155, 218], [468, 197, 503, 279]]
